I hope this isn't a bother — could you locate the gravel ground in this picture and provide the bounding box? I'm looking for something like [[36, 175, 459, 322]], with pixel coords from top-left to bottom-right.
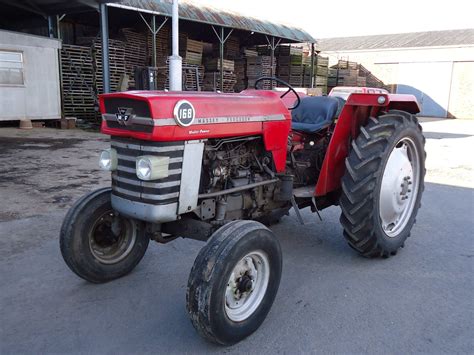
[[0, 117, 473, 354]]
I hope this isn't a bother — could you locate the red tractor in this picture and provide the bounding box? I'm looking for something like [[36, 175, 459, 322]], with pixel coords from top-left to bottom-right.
[[60, 77, 425, 345]]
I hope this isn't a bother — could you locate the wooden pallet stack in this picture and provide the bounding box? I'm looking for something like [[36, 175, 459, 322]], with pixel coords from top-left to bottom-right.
[[77, 36, 127, 93], [366, 73, 385, 88], [203, 58, 236, 92], [92, 39, 127, 93], [147, 25, 170, 66], [233, 48, 257, 92], [180, 36, 204, 65], [155, 59, 204, 91], [328, 60, 385, 90], [60, 44, 96, 120], [203, 72, 236, 92], [276, 45, 304, 87], [212, 35, 240, 59], [246, 56, 276, 89], [315, 55, 329, 94], [302, 54, 312, 87], [121, 28, 148, 89], [234, 58, 247, 92]]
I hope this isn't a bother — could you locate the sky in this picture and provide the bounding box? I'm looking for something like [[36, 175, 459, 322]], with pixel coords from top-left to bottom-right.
[[187, 0, 474, 38]]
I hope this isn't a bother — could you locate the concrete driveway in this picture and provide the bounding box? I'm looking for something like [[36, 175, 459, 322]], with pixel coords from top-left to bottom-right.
[[0, 118, 473, 354]]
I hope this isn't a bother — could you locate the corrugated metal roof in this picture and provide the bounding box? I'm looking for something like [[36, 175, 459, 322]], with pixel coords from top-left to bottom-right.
[[107, 0, 316, 43], [318, 29, 474, 51]]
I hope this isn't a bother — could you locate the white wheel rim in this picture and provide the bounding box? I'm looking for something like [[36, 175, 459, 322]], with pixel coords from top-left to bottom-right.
[[224, 251, 270, 322], [379, 137, 420, 237]]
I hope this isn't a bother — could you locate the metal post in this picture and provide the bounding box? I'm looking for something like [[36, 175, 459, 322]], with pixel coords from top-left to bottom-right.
[[310, 43, 315, 88], [57, 14, 65, 118], [270, 36, 275, 78], [151, 15, 157, 67], [47, 15, 55, 38], [169, 0, 182, 91], [220, 26, 224, 92], [99, 3, 110, 93]]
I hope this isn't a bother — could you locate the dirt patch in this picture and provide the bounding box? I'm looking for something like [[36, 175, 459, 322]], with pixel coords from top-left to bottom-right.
[[0, 128, 110, 219], [0, 137, 84, 153]]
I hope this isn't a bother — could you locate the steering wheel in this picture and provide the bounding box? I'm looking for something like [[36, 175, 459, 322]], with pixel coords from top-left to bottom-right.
[[254, 76, 301, 110]]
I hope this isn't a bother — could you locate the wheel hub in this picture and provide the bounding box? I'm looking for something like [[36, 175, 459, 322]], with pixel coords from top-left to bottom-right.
[[379, 139, 420, 237], [225, 251, 269, 322], [89, 212, 137, 264]]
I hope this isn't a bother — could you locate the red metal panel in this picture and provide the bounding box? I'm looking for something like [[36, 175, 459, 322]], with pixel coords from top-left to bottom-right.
[[315, 93, 419, 196], [100, 90, 291, 172]]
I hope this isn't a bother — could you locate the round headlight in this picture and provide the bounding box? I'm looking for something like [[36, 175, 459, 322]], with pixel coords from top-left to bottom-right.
[[99, 148, 117, 171], [136, 157, 152, 180], [136, 155, 170, 181]]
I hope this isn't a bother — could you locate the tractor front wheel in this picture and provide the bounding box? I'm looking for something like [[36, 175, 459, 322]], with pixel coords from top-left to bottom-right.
[[60, 188, 149, 283], [340, 110, 426, 257], [186, 220, 282, 345]]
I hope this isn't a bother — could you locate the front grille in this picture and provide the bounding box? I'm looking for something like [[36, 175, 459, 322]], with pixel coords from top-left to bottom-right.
[[111, 137, 184, 205], [103, 98, 154, 133], [104, 98, 151, 117], [106, 120, 153, 133]]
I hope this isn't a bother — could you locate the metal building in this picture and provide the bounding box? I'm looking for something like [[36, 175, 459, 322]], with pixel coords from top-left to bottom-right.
[[319, 29, 474, 118], [0, 30, 61, 122]]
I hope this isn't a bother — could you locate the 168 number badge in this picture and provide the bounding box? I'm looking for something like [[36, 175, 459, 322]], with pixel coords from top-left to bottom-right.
[[173, 100, 196, 127]]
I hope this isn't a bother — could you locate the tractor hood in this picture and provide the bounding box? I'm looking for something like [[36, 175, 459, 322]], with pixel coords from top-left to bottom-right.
[[99, 90, 291, 142]]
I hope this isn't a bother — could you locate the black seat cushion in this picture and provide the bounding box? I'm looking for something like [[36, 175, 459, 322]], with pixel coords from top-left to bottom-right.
[[291, 96, 340, 132]]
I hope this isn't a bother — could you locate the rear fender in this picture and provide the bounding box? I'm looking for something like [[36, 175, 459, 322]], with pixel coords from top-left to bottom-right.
[[314, 93, 419, 196]]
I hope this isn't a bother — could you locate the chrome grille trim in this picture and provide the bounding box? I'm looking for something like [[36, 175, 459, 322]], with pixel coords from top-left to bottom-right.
[[116, 165, 182, 176], [112, 174, 181, 188], [111, 137, 184, 206], [111, 140, 184, 153], [117, 154, 183, 164], [113, 186, 179, 201]]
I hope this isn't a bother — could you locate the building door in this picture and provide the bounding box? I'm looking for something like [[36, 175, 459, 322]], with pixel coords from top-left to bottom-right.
[[448, 61, 474, 119], [396, 62, 452, 117]]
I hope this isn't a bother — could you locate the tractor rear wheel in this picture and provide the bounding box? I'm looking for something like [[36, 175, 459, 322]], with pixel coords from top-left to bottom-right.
[[340, 110, 426, 257], [186, 220, 282, 345]]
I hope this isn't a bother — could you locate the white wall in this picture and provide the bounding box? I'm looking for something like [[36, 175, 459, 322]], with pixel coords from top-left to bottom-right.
[[322, 45, 474, 118], [0, 30, 62, 121]]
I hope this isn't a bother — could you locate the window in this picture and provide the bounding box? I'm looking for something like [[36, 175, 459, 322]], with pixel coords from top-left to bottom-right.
[[0, 51, 24, 85]]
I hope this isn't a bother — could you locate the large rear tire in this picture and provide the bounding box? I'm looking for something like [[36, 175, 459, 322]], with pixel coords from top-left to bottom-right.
[[340, 110, 426, 257], [186, 220, 282, 345], [60, 188, 149, 283]]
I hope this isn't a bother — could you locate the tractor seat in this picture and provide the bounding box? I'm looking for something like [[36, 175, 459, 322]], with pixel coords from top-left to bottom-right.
[[291, 96, 340, 133]]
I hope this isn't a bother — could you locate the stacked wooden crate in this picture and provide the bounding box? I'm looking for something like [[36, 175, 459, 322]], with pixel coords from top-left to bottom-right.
[[302, 54, 312, 87], [147, 25, 170, 66], [234, 48, 257, 92], [246, 56, 276, 89], [203, 58, 236, 92], [276, 45, 304, 87], [328, 60, 386, 90], [212, 35, 240, 59], [60, 44, 96, 120], [203, 71, 237, 92], [315, 55, 329, 94], [180, 36, 203, 65], [77, 36, 127, 93], [328, 59, 360, 87], [154, 59, 204, 91], [121, 28, 148, 89]]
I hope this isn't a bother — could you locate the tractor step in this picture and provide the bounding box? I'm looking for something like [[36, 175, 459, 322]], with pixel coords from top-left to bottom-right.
[[293, 186, 315, 198]]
